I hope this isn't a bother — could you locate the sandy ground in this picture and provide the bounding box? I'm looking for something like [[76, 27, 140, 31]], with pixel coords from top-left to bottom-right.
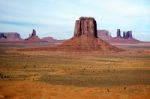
[[0, 81, 150, 99], [0, 42, 150, 99]]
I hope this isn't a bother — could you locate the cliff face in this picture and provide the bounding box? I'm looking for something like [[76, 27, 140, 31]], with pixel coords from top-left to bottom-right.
[[123, 31, 133, 39], [74, 17, 97, 38], [0, 32, 22, 41], [117, 29, 121, 38]]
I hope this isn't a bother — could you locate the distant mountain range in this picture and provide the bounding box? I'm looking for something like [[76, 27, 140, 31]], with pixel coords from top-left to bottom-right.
[[0, 29, 146, 44], [0, 29, 65, 44]]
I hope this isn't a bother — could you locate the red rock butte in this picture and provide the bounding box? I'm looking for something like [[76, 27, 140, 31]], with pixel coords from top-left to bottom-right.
[[74, 17, 97, 38], [25, 29, 45, 42], [0, 32, 22, 42], [57, 17, 121, 52]]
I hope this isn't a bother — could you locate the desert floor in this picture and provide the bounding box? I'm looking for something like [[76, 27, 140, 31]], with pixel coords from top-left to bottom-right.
[[0, 42, 150, 99]]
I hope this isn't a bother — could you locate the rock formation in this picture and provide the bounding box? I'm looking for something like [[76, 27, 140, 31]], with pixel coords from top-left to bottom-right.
[[117, 29, 121, 38], [31, 29, 36, 37], [42, 37, 56, 42], [57, 17, 120, 52], [25, 29, 42, 42], [123, 31, 133, 39], [115, 30, 134, 39], [123, 31, 126, 38], [97, 30, 112, 41], [74, 17, 97, 38], [0, 32, 22, 42], [41, 36, 65, 44], [113, 29, 139, 43], [97, 29, 140, 44], [0, 33, 6, 39]]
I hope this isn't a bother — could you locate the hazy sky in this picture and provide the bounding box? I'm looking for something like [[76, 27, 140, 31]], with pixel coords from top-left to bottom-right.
[[0, 0, 150, 41]]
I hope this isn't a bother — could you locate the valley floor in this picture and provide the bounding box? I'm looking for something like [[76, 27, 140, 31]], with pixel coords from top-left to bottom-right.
[[0, 81, 150, 99], [0, 42, 150, 99]]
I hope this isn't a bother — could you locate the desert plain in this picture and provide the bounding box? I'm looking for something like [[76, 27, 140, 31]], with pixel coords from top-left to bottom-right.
[[0, 42, 150, 99]]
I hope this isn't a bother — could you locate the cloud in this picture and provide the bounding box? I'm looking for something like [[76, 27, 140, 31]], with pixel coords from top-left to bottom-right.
[[0, 20, 36, 26]]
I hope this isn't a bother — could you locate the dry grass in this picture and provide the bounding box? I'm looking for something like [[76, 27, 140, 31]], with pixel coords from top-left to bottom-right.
[[0, 81, 150, 99], [0, 42, 150, 98]]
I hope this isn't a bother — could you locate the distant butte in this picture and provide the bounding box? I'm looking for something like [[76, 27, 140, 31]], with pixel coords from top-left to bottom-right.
[[98, 29, 140, 43], [25, 29, 45, 42], [19, 17, 121, 52], [0, 32, 22, 42], [56, 17, 120, 52]]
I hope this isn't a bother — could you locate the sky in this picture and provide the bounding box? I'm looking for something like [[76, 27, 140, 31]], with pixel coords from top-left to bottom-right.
[[0, 0, 150, 41]]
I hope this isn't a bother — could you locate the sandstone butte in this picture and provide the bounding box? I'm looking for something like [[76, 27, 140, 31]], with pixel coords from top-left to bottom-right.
[[18, 17, 121, 52], [57, 17, 121, 52]]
